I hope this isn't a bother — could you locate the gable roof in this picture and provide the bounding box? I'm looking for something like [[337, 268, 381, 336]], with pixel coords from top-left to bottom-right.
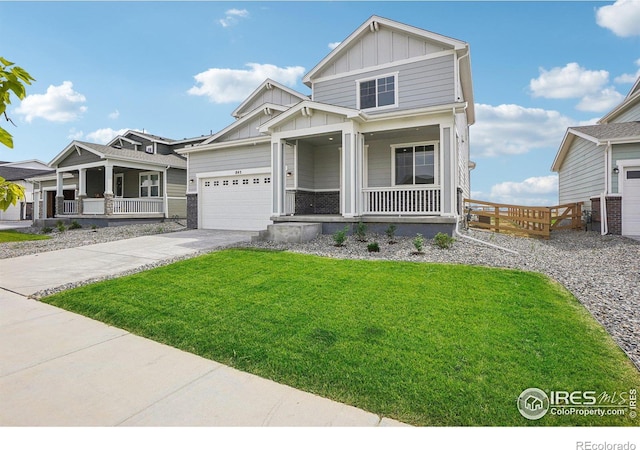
[[258, 100, 363, 134], [551, 121, 640, 171], [303, 15, 468, 85], [598, 76, 640, 124], [231, 79, 308, 119], [0, 166, 54, 181], [50, 141, 186, 169]]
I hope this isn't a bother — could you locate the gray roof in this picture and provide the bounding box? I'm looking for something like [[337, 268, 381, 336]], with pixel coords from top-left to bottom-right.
[[0, 166, 54, 181], [78, 141, 187, 169], [570, 121, 640, 141]]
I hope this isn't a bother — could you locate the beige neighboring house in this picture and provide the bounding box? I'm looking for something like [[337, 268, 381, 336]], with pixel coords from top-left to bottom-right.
[[0, 160, 53, 221], [179, 16, 475, 236], [552, 77, 640, 236]]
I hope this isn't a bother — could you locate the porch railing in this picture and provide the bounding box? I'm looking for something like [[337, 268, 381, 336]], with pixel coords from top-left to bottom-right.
[[62, 200, 77, 215], [83, 198, 105, 215], [362, 186, 442, 215], [113, 198, 163, 214]]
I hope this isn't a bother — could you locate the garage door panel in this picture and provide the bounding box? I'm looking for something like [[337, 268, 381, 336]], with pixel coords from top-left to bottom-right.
[[200, 174, 272, 231], [622, 168, 640, 236]]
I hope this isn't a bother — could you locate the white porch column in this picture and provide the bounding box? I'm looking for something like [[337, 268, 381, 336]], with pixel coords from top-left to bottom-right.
[[56, 170, 64, 197], [78, 168, 87, 197], [104, 163, 114, 195], [163, 168, 169, 218], [271, 139, 285, 216], [341, 126, 357, 218]]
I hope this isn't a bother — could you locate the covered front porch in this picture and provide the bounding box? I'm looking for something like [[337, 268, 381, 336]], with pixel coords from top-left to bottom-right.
[[55, 165, 169, 219]]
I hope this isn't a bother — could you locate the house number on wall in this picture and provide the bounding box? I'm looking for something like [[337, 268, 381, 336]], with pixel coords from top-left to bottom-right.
[[235, 170, 242, 175]]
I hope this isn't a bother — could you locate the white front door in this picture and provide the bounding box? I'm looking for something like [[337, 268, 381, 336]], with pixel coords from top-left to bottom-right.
[[622, 167, 640, 236]]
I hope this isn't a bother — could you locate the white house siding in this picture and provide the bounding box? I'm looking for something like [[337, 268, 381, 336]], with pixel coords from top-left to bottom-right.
[[455, 111, 471, 200], [316, 28, 449, 79], [219, 113, 281, 142], [612, 143, 640, 193], [189, 145, 271, 175], [558, 138, 604, 205], [236, 90, 305, 118], [285, 145, 295, 189], [273, 111, 347, 134], [312, 55, 455, 114], [609, 102, 640, 123]]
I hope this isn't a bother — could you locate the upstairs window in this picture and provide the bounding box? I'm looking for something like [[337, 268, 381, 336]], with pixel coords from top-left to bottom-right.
[[357, 74, 397, 110]]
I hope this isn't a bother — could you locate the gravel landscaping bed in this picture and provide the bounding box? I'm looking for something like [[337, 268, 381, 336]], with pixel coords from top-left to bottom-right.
[[242, 229, 640, 370], [0, 222, 187, 259]]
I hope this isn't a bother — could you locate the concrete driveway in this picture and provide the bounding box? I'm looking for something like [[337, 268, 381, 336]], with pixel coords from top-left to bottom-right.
[[0, 229, 406, 426], [0, 220, 32, 230]]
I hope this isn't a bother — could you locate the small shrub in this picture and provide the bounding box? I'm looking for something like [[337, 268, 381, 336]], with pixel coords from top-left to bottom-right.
[[385, 224, 397, 244], [333, 226, 349, 247], [91, 224, 98, 230], [412, 233, 425, 253], [41, 226, 53, 234], [56, 222, 66, 233], [433, 232, 455, 249], [367, 242, 380, 252], [355, 221, 367, 242], [69, 220, 82, 230]]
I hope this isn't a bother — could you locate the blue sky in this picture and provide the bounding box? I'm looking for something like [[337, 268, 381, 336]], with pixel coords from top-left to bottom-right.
[[1, 1, 639, 205]]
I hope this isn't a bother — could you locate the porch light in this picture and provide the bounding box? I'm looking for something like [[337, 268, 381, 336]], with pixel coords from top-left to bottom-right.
[[613, 167, 619, 174], [189, 179, 194, 184]]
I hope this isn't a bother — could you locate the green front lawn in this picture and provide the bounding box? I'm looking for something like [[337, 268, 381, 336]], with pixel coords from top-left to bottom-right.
[[0, 229, 50, 243], [43, 249, 639, 426]]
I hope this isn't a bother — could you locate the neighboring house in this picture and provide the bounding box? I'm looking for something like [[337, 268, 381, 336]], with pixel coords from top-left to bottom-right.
[[31, 130, 207, 225], [178, 16, 475, 236], [0, 160, 53, 221], [552, 77, 640, 236]]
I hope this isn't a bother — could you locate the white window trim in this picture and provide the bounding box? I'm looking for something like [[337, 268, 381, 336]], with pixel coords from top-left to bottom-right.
[[390, 141, 439, 186], [356, 72, 399, 111], [139, 171, 161, 198]]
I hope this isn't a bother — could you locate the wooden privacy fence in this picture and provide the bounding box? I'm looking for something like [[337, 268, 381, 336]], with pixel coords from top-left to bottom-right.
[[463, 199, 583, 239]]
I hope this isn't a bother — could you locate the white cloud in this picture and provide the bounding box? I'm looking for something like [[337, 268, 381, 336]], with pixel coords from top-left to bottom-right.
[[576, 88, 625, 112], [328, 42, 341, 50], [488, 175, 558, 206], [188, 63, 305, 103], [614, 58, 640, 84], [108, 109, 120, 120], [85, 127, 133, 144], [596, 0, 640, 37], [530, 63, 609, 99], [219, 8, 249, 27], [15, 81, 87, 123], [67, 128, 84, 140], [471, 104, 576, 158]]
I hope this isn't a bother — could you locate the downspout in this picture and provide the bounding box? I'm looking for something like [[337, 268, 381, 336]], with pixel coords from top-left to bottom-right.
[[164, 165, 170, 219], [453, 216, 519, 255], [600, 142, 611, 235]]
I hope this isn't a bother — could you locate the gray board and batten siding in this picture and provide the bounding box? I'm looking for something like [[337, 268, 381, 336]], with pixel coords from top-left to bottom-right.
[[218, 112, 281, 143], [58, 148, 101, 168], [608, 104, 640, 123], [314, 27, 452, 79], [558, 137, 604, 205], [312, 55, 455, 113], [235, 89, 307, 118]]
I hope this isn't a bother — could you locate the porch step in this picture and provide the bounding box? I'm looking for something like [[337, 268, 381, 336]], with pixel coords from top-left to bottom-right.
[[254, 222, 322, 243]]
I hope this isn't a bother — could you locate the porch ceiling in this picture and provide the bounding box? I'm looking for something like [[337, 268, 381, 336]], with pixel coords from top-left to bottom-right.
[[364, 125, 440, 143], [285, 131, 342, 147]]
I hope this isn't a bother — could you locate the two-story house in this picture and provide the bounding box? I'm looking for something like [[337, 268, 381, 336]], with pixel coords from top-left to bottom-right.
[[31, 130, 207, 226], [179, 16, 475, 236]]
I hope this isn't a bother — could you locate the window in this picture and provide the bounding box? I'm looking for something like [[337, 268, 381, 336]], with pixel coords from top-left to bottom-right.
[[393, 144, 437, 185], [213, 180, 219, 186], [253, 178, 260, 184], [204, 181, 211, 187], [232, 179, 239, 185], [627, 170, 640, 179], [140, 172, 160, 197], [242, 179, 249, 185], [357, 74, 397, 110], [264, 177, 271, 184], [223, 180, 229, 186]]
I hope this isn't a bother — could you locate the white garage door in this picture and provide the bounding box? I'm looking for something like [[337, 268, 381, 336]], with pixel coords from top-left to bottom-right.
[[622, 168, 640, 236], [200, 173, 272, 231]]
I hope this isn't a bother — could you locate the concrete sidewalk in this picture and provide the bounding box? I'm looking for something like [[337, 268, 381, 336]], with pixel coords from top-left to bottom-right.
[[0, 230, 407, 426]]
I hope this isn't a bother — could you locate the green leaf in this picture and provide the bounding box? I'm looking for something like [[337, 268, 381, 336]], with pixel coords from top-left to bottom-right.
[[12, 66, 35, 84], [6, 80, 25, 99], [0, 126, 13, 148], [0, 57, 14, 67]]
